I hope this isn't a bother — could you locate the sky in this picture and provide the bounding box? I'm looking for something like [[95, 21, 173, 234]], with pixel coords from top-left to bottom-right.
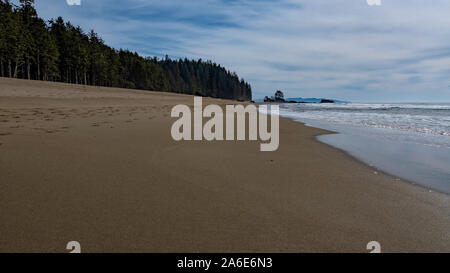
[[22, 0, 450, 102]]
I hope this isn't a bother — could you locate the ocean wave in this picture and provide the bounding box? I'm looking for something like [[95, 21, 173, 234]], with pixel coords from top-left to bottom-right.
[[285, 103, 450, 111], [279, 103, 450, 138]]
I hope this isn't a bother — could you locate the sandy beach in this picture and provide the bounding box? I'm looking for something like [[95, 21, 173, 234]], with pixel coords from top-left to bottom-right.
[[0, 77, 449, 253]]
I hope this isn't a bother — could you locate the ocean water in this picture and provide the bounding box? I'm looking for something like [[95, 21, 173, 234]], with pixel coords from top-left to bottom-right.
[[278, 103, 450, 194]]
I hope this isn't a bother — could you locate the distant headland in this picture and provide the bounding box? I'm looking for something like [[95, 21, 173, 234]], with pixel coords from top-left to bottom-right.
[[261, 90, 349, 104]]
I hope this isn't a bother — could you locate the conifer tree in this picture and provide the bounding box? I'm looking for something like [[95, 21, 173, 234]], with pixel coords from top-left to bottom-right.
[[0, 1, 252, 100]]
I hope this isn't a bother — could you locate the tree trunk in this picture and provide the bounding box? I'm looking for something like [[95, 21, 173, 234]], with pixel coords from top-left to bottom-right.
[[37, 52, 40, 81], [0, 61, 4, 77], [27, 60, 31, 80], [13, 59, 19, 78], [8, 59, 12, 78], [43, 66, 47, 81]]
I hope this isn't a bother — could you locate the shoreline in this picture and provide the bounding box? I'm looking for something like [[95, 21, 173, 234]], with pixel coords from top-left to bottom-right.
[[291, 119, 449, 196], [1, 78, 449, 252], [276, 102, 450, 195]]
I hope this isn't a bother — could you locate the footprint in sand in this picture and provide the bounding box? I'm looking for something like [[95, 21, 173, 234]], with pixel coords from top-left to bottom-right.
[[0, 132, 12, 136]]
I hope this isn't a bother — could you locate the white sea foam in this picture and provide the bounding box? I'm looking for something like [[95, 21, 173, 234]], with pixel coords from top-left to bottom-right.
[[277, 102, 450, 193], [279, 103, 450, 138]]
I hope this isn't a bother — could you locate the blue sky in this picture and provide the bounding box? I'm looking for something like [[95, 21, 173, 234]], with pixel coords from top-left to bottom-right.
[[24, 0, 450, 101]]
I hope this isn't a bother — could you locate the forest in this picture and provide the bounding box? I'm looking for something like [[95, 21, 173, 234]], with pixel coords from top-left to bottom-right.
[[0, 0, 252, 101]]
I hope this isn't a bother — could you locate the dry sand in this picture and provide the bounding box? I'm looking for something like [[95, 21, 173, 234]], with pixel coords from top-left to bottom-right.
[[0, 77, 449, 253]]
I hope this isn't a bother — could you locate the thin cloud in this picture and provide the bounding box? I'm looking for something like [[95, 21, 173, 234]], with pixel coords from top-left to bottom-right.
[[26, 0, 450, 101], [66, 0, 81, 6]]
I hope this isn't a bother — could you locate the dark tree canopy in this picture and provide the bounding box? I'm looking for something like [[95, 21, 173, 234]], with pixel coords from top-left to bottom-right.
[[274, 90, 284, 101], [0, 0, 252, 101]]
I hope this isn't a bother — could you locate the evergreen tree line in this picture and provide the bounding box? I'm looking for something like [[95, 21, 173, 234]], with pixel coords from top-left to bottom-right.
[[0, 0, 252, 101]]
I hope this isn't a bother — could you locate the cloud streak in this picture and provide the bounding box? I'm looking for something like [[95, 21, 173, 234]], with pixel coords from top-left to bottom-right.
[[66, 0, 81, 6], [26, 0, 450, 101]]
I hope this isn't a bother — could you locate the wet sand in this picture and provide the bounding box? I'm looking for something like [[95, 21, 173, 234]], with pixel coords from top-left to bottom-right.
[[0, 77, 449, 252]]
